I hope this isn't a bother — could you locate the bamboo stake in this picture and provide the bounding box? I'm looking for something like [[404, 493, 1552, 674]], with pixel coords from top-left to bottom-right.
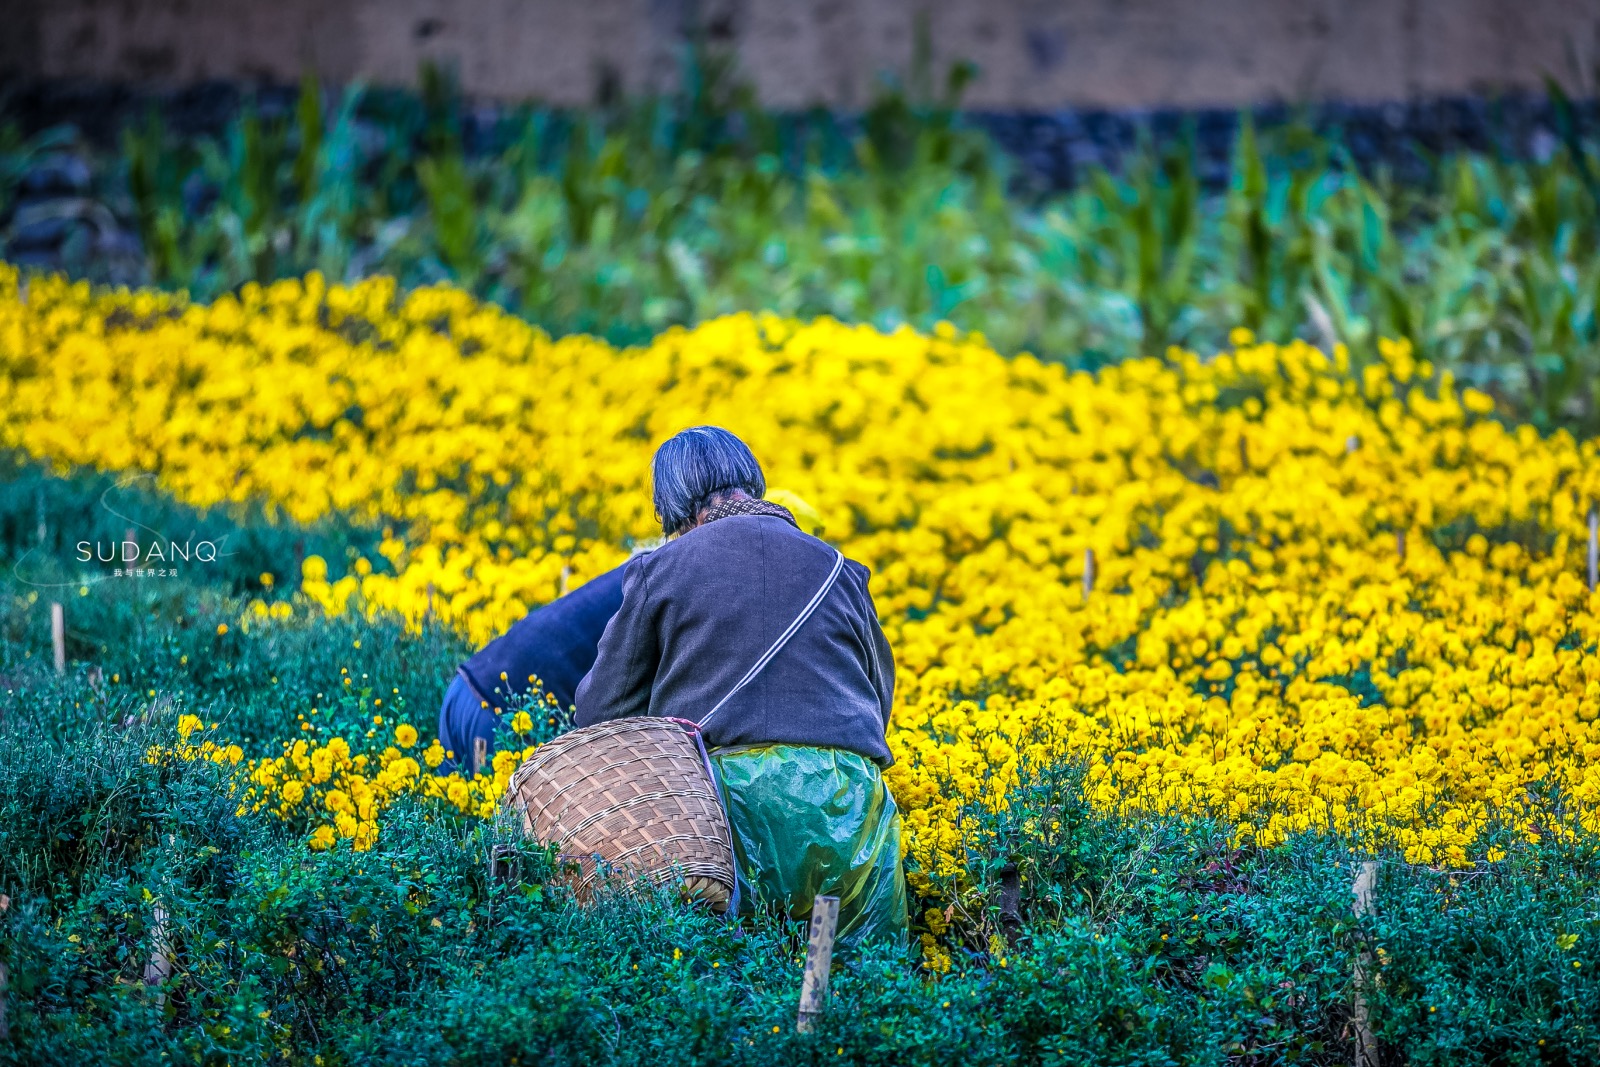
[[485, 843, 514, 927], [51, 602, 65, 674], [1082, 548, 1096, 600], [1351, 861, 1379, 1067], [1587, 506, 1597, 592], [144, 899, 173, 1006], [796, 895, 840, 1033]]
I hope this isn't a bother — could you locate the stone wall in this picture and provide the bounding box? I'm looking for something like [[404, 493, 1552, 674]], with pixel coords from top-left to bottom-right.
[[2, 0, 1597, 109]]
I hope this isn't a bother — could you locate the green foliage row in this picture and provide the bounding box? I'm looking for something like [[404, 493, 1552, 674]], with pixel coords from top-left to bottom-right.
[[3, 467, 1600, 1064], [0, 457, 432, 748], [3, 69, 1600, 432]]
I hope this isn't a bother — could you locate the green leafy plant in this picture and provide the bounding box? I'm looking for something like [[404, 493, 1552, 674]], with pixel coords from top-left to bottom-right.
[[3, 459, 1600, 1064]]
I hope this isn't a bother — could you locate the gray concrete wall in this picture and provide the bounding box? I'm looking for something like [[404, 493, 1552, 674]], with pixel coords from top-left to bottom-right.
[[3, 0, 1597, 109]]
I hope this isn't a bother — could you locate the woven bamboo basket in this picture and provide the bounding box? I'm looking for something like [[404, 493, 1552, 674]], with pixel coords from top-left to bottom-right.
[[505, 718, 736, 911]]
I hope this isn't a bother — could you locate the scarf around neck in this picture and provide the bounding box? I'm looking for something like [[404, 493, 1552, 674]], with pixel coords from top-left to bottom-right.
[[698, 495, 798, 529]]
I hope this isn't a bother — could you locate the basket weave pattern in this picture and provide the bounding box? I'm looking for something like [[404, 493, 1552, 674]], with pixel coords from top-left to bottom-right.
[[506, 718, 736, 909]]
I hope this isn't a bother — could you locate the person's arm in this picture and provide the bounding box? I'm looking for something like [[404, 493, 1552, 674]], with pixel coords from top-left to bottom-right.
[[573, 560, 660, 726]]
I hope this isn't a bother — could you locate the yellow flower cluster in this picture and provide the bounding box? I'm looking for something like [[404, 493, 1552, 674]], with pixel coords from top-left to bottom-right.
[[154, 710, 540, 850], [234, 723, 533, 850], [146, 713, 246, 768], [7, 263, 1600, 875]]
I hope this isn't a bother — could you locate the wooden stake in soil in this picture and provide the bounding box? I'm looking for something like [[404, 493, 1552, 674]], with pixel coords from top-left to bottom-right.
[[1082, 548, 1096, 600], [796, 895, 840, 1034], [1351, 861, 1379, 1067], [144, 899, 173, 1006], [489, 844, 513, 885], [998, 862, 1023, 947], [51, 602, 65, 674], [1587, 506, 1597, 592]]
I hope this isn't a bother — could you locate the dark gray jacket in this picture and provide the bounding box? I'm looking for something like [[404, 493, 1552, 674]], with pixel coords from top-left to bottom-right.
[[573, 515, 895, 766]]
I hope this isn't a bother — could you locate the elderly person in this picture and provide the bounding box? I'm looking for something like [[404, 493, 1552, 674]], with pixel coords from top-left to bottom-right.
[[575, 426, 907, 949]]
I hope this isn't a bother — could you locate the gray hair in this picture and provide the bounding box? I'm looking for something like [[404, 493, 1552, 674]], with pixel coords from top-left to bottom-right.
[[652, 426, 766, 535]]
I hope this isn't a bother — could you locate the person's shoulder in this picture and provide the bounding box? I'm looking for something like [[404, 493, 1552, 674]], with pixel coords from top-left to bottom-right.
[[768, 520, 847, 565], [784, 529, 871, 587], [841, 556, 874, 597]]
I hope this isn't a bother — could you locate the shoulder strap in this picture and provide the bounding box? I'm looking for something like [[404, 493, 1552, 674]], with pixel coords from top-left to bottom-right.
[[695, 549, 846, 729]]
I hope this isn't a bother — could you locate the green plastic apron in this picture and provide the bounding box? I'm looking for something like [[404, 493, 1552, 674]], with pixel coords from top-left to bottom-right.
[[709, 743, 908, 952]]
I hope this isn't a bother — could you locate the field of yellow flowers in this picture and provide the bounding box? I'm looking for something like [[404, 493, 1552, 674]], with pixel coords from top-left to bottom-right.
[[5, 262, 1600, 882]]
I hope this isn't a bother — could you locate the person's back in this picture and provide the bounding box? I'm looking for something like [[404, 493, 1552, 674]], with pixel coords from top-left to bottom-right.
[[573, 426, 907, 950], [574, 509, 893, 764]]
